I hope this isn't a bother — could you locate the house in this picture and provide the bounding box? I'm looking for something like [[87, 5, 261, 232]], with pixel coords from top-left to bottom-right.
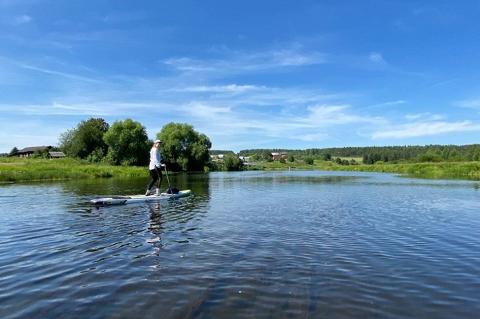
[[15, 146, 52, 157], [210, 154, 224, 161], [239, 156, 250, 162], [271, 152, 288, 161], [48, 151, 66, 158]]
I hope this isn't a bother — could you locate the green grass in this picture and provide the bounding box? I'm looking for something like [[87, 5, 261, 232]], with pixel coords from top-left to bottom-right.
[[254, 159, 480, 180], [3, 157, 480, 183], [0, 157, 148, 183]]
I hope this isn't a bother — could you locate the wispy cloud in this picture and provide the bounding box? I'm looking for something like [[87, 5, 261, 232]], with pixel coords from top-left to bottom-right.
[[17, 63, 102, 83], [13, 14, 31, 25], [0, 101, 175, 116], [300, 104, 383, 126], [372, 120, 480, 139], [169, 84, 266, 94], [163, 48, 326, 75], [369, 52, 386, 65], [404, 112, 445, 121], [365, 100, 406, 109], [455, 98, 480, 109]]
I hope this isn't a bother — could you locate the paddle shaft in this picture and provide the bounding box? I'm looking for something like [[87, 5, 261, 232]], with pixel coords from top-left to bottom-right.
[[163, 165, 172, 192]]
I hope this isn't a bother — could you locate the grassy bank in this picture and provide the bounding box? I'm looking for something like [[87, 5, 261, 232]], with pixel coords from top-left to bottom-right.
[[255, 160, 480, 180], [3, 157, 480, 183], [0, 157, 148, 183]]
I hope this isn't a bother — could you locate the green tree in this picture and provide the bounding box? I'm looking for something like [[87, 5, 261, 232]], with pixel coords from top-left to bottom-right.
[[32, 149, 49, 159], [251, 153, 260, 161], [223, 154, 243, 171], [103, 119, 150, 165], [305, 157, 314, 165], [417, 151, 442, 163], [262, 151, 273, 162], [8, 147, 18, 157], [60, 118, 109, 160], [288, 155, 295, 162], [157, 122, 211, 171]]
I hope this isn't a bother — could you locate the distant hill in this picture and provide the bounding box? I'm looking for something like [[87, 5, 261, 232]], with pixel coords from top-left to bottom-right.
[[210, 150, 236, 155]]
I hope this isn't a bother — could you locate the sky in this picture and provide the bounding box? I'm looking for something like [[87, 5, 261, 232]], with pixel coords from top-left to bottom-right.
[[1, 0, 480, 152]]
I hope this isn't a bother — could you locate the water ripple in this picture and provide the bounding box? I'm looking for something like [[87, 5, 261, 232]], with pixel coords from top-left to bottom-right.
[[0, 172, 479, 318]]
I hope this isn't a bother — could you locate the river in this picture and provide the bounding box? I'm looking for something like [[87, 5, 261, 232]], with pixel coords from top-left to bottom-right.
[[0, 171, 479, 318]]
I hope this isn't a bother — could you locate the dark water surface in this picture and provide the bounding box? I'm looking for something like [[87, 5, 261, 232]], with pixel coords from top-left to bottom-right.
[[0, 171, 479, 318]]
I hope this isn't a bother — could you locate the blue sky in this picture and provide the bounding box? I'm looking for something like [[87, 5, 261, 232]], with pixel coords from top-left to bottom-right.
[[1, 0, 480, 152]]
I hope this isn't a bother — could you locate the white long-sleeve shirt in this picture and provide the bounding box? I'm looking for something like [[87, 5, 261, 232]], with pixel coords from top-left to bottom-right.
[[149, 147, 162, 170]]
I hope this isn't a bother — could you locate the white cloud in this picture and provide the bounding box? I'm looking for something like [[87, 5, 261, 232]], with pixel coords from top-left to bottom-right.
[[372, 120, 480, 139], [181, 102, 232, 120], [404, 113, 445, 121], [0, 100, 175, 116], [296, 133, 329, 142], [17, 63, 102, 83], [14, 14, 31, 25], [162, 48, 326, 75], [369, 52, 386, 64], [456, 99, 480, 109], [170, 84, 266, 94], [301, 104, 383, 126], [366, 100, 406, 109]]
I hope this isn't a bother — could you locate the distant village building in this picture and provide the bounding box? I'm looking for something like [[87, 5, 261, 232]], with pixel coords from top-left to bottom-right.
[[239, 156, 250, 162], [210, 154, 225, 162], [271, 152, 288, 161], [13, 146, 65, 159], [48, 151, 66, 158], [14, 146, 52, 158]]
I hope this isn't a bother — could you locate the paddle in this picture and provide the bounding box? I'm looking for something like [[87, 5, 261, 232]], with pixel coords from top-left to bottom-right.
[[163, 164, 173, 194]]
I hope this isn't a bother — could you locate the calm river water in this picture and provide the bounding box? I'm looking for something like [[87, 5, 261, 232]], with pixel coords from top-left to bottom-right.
[[0, 171, 479, 319]]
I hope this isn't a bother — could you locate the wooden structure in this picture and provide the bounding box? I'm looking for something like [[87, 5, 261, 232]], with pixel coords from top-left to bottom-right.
[[14, 146, 52, 157]]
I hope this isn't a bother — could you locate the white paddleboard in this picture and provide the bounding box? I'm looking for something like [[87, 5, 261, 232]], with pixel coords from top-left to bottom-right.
[[90, 189, 191, 206]]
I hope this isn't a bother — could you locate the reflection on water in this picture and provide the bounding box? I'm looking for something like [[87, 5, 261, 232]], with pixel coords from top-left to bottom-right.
[[0, 171, 479, 319]]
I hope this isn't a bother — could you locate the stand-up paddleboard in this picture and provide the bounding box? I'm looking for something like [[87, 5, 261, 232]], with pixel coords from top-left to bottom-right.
[[90, 190, 191, 206]]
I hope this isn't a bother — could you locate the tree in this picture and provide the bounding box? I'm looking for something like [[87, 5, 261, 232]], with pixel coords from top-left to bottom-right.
[[103, 119, 150, 165], [223, 154, 243, 171], [8, 147, 18, 157], [305, 157, 314, 165], [60, 118, 109, 160], [261, 151, 273, 162], [288, 155, 295, 162], [157, 122, 211, 171]]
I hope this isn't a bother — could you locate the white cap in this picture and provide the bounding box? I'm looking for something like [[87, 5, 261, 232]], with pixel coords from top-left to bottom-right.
[[154, 139, 161, 143]]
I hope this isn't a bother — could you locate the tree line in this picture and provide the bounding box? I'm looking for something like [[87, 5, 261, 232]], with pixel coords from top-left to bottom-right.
[[239, 145, 480, 164], [59, 118, 211, 171]]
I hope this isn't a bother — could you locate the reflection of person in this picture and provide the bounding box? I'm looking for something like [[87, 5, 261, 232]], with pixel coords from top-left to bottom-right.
[[146, 139, 165, 196], [147, 203, 163, 252]]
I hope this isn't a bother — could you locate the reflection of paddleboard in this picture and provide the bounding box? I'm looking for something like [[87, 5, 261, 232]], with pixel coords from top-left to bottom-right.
[[90, 190, 191, 206]]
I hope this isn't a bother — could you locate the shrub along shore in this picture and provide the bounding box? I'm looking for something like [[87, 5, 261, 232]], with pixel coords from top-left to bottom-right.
[[2, 157, 480, 183]]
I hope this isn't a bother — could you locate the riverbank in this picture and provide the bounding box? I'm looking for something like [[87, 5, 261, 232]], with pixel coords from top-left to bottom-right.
[[255, 160, 480, 180], [2, 157, 480, 183], [0, 157, 148, 183]]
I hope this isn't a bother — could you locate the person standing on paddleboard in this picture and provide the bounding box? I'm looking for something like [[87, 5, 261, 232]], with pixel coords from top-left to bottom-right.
[[146, 139, 165, 196]]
